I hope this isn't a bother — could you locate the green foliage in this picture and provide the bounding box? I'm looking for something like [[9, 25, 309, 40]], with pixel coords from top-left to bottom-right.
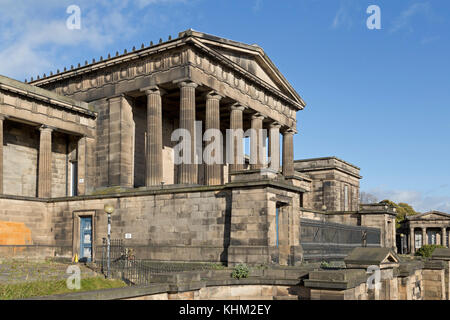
[[206, 263, 226, 270], [231, 264, 250, 279], [415, 244, 445, 258], [320, 261, 331, 268], [379, 200, 419, 229]]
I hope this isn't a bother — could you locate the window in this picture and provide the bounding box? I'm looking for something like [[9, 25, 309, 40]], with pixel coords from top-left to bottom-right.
[[70, 161, 78, 196], [415, 232, 422, 249], [427, 230, 437, 245]]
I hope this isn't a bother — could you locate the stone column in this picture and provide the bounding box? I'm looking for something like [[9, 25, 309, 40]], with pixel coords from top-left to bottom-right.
[[204, 91, 222, 185], [0, 115, 4, 194], [145, 87, 165, 186], [410, 227, 415, 254], [422, 228, 427, 247], [178, 81, 198, 184], [38, 126, 53, 198], [268, 122, 281, 172], [282, 128, 295, 177], [229, 103, 245, 172], [442, 227, 447, 247], [250, 113, 265, 170]]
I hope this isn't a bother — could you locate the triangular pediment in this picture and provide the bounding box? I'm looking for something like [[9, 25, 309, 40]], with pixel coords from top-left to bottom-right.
[[409, 211, 450, 221], [382, 252, 399, 264], [183, 30, 305, 109]]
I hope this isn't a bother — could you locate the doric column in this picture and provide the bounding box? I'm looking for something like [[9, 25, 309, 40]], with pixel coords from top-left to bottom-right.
[[250, 113, 265, 170], [178, 81, 198, 184], [145, 87, 165, 186], [204, 91, 222, 185], [442, 227, 447, 247], [422, 228, 427, 247], [229, 103, 245, 172], [268, 122, 281, 172], [0, 115, 4, 194], [38, 126, 53, 198], [410, 227, 415, 254], [282, 128, 295, 176]]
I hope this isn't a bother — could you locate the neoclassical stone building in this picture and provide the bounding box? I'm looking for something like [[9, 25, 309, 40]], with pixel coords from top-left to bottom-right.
[[400, 211, 450, 254], [0, 30, 396, 265]]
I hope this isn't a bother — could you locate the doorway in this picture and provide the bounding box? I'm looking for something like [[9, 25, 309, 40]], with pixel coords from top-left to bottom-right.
[[79, 216, 92, 262]]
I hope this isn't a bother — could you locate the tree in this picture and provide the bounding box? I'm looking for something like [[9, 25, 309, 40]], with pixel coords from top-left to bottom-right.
[[379, 200, 419, 229], [360, 192, 378, 204]]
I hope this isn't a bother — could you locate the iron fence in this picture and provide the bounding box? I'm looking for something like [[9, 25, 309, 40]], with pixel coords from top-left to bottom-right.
[[94, 239, 223, 285], [95, 239, 152, 285], [300, 218, 381, 261]]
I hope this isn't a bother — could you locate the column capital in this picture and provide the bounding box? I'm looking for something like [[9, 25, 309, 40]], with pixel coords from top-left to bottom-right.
[[230, 103, 246, 112], [251, 113, 265, 120], [142, 85, 166, 96], [269, 121, 281, 129], [282, 127, 297, 135], [205, 90, 223, 101], [39, 125, 54, 133], [177, 80, 198, 89], [0, 114, 7, 121]]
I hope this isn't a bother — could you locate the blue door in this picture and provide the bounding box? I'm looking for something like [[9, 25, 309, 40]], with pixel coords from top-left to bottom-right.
[[80, 217, 92, 262]]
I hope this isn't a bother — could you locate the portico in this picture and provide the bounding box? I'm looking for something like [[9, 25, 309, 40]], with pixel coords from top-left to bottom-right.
[[403, 211, 450, 254], [30, 29, 305, 190], [0, 75, 96, 198]]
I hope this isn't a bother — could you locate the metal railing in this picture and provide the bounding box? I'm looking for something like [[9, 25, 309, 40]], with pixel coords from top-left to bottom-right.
[[95, 239, 152, 285], [300, 218, 381, 261]]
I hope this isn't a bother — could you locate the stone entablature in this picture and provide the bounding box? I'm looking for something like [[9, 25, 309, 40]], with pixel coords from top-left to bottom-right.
[[29, 30, 303, 130], [0, 75, 97, 198], [0, 75, 96, 137], [294, 157, 361, 179]]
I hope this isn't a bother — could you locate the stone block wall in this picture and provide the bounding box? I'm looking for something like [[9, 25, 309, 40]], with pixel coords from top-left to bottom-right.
[[92, 98, 109, 188], [50, 188, 232, 262], [2, 121, 77, 198], [3, 122, 39, 197], [228, 185, 302, 266], [0, 197, 53, 258], [423, 268, 446, 300], [294, 157, 360, 212]]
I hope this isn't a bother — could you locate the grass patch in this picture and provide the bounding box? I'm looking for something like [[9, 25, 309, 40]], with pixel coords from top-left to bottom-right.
[[0, 277, 126, 300]]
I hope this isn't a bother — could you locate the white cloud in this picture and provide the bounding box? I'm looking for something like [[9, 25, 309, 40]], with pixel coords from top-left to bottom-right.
[[390, 2, 434, 33], [364, 186, 450, 213], [331, 0, 360, 30], [0, 0, 189, 80]]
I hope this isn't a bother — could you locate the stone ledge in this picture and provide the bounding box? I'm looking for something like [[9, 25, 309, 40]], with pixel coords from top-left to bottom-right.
[[25, 276, 303, 300]]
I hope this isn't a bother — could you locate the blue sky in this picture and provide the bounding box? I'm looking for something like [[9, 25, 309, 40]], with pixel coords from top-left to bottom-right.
[[0, 0, 448, 212]]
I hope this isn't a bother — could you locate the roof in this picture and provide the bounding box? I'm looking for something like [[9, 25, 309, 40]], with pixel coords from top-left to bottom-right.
[[28, 29, 305, 111], [431, 248, 450, 261], [294, 156, 360, 170], [0, 74, 94, 117], [344, 247, 399, 268]]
